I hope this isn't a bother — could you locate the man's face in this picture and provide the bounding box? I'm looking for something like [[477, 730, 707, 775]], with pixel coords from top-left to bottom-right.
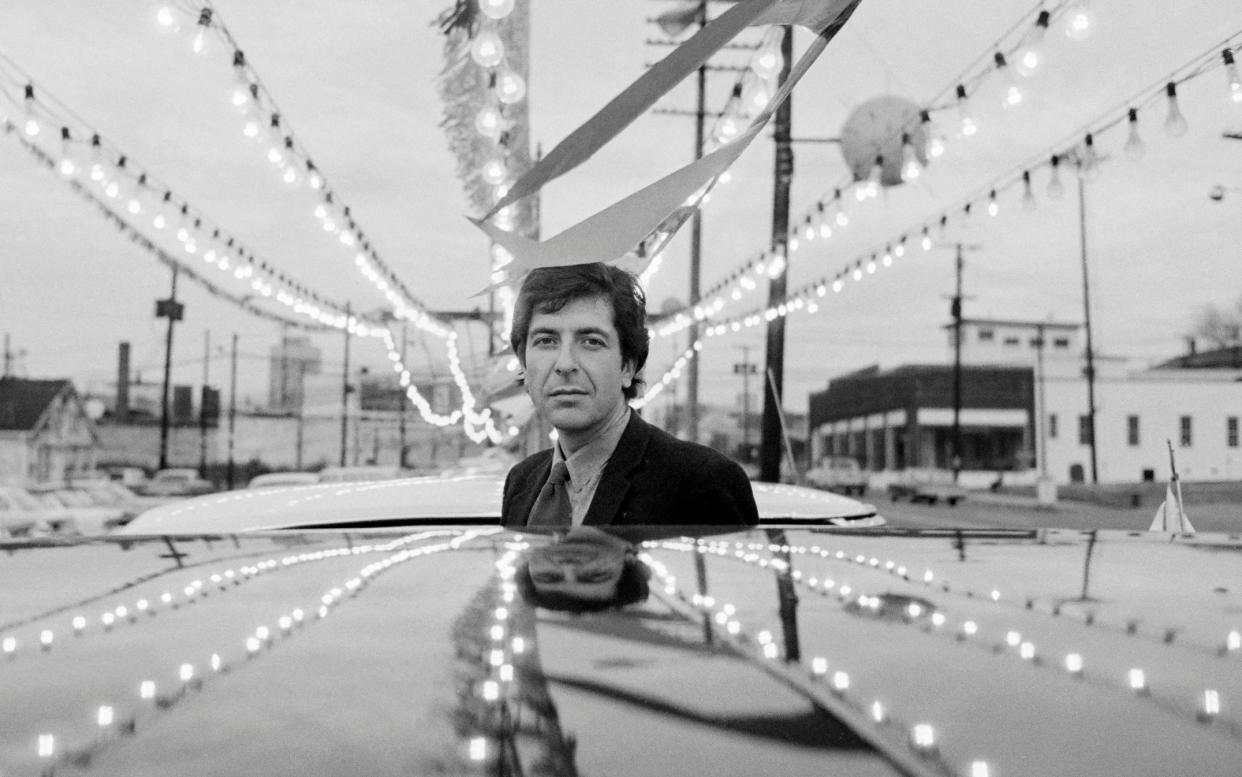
[[523, 295, 634, 439], [525, 530, 632, 602]]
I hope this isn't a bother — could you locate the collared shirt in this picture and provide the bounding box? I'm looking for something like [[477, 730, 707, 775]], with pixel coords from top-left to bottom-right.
[[549, 408, 631, 525]]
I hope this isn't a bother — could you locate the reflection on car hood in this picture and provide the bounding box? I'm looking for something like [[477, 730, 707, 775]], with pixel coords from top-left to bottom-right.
[[1, 527, 1239, 776], [118, 475, 880, 535]]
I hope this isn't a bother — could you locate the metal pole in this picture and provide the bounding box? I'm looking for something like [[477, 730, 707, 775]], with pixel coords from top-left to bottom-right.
[[1077, 171, 1099, 484], [952, 243, 963, 481], [1035, 324, 1048, 478], [226, 333, 238, 489], [340, 303, 352, 467], [199, 329, 210, 477], [158, 267, 179, 470], [686, 0, 707, 445], [759, 26, 794, 484], [399, 321, 408, 468]]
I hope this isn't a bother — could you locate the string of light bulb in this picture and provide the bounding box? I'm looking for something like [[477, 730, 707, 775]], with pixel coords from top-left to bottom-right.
[[0, 53, 513, 441], [149, 0, 448, 337], [663, 31, 1242, 348], [654, 0, 1091, 336]]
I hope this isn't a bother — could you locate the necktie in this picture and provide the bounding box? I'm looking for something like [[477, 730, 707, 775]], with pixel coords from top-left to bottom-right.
[[527, 461, 572, 526]]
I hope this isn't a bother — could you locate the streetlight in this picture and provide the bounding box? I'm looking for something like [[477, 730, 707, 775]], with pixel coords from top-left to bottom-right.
[[1209, 183, 1242, 201]]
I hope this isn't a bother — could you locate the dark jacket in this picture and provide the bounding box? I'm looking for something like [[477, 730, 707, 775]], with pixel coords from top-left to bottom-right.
[[502, 411, 759, 526]]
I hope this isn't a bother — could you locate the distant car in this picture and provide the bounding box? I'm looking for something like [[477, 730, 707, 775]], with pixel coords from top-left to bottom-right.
[[316, 466, 409, 484], [26, 484, 131, 534], [888, 468, 967, 506], [0, 485, 67, 536], [247, 472, 321, 489], [104, 466, 149, 488], [804, 456, 869, 496], [137, 468, 215, 497]]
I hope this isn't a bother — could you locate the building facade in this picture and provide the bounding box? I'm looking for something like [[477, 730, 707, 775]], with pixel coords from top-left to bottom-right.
[[807, 320, 1242, 486], [0, 377, 99, 486]]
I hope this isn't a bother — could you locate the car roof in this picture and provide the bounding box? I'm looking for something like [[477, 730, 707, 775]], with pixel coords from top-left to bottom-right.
[[120, 475, 878, 535]]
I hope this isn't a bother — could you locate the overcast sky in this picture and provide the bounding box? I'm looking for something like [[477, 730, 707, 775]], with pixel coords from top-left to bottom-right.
[[1, 0, 1239, 420]]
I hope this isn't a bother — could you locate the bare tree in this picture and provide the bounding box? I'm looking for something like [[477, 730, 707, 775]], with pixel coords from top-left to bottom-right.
[[1191, 297, 1242, 348]]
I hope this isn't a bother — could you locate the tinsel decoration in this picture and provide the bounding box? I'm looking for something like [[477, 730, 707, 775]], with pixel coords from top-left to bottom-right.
[[436, 0, 537, 239]]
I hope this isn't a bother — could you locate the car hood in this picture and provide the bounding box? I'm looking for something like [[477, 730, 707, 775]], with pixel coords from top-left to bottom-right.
[[1, 526, 1239, 776], [118, 475, 880, 535]]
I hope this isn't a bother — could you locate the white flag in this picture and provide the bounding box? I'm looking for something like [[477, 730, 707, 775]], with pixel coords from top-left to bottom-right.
[[1150, 482, 1194, 533]]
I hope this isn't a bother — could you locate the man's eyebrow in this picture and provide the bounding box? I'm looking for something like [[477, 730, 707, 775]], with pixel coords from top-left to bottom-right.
[[529, 325, 612, 338]]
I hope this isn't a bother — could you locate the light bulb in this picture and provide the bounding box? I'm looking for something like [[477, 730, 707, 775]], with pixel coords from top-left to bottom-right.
[[1223, 49, 1242, 104], [1064, 1, 1095, 41], [742, 76, 770, 112], [866, 155, 883, 196], [1080, 133, 1101, 182], [475, 101, 503, 138], [919, 109, 945, 159], [57, 128, 77, 178], [921, 229, 932, 251], [994, 52, 1023, 109], [1014, 10, 1050, 76], [479, 0, 515, 20], [155, 3, 180, 33], [1163, 81, 1188, 138], [495, 66, 526, 105], [901, 134, 921, 181], [230, 64, 254, 114], [22, 85, 40, 138], [482, 157, 507, 186], [470, 28, 504, 68], [1046, 154, 1064, 199], [1123, 108, 1146, 161], [987, 191, 999, 216], [716, 115, 741, 143], [751, 33, 782, 80], [189, 8, 213, 55], [1022, 170, 1037, 211], [956, 84, 976, 137]]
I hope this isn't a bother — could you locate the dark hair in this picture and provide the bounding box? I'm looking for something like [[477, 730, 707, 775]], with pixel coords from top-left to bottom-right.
[[513, 555, 652, 613], [510, 263, 649, 400]]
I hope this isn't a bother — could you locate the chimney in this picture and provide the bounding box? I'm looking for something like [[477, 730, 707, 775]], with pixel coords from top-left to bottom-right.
[[116, 341, 131, 422], [1187, 337, 1197, 356]]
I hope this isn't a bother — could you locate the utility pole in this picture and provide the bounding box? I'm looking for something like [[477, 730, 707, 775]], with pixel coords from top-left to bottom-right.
[[340, 303, 352, 467], [686, 0, 707, 446], [398, 321, 408, 469], [733, 344, 757, 462], [226, 333, 238, 489], [1077, 170, 1099, 484], [2, 334, 25, 377], [758, 25, 794, 485], [156, 266, 184, 470], [951, 244, 964, 482], [199, 329, 210, 478]]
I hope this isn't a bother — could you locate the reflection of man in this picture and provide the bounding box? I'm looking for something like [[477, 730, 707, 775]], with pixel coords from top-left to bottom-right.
[[515, 527, 650, 612], [501, 263, 759, 527]]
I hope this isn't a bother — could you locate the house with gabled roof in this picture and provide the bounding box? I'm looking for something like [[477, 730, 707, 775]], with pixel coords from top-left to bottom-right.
[[0, 377, 99, 486]]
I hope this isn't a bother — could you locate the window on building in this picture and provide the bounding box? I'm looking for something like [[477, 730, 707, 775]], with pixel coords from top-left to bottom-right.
[[1053, 337, 1071, 348], [1127, 415, 1140, 447], [1227, 416, 1238, 448], [1003, 336, 1020, 347], [1078, 414, 1093, 445], [1048, 413, 1058, 439], [1179, 415, 1192, 447], [978, 328, 995, 341]]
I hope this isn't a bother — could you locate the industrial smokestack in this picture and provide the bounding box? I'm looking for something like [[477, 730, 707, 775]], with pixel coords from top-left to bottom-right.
[[116, 341, 131, 422]]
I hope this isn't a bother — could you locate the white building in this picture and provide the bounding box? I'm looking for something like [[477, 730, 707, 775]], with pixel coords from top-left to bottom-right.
[[807, 319, 1242, 485]]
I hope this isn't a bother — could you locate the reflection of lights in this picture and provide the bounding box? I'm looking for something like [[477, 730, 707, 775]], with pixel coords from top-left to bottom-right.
[[1065, 653, 1084, 675], [1128, 668, 1147, 694], [468, 737, 488, 761], [831, 671, 850, 692], [911, 724, 936, 751]]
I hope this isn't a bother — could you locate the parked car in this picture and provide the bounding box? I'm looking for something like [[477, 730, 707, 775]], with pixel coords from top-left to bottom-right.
[[887, 468, 968, 506], [247, 472, 322, 489], [804, 456, 870, 495], [25, 484, 131, 534], [0, 479, 1237, 775], [0, 485, 68, 536], [316, 465, 410, 484], [136, 468, 215, 498]]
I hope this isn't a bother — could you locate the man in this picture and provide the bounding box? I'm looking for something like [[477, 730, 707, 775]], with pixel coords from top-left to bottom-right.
[[501, 263, 758, 527], [514, 527, 651, 612]]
